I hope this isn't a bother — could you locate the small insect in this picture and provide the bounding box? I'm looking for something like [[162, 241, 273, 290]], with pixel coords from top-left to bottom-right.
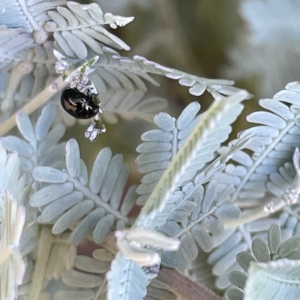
[[55, 52, 106, 141], [61, 88, 99, 119]]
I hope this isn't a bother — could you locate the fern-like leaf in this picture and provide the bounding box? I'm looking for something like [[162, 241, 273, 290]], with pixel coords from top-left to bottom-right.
[[135, 90, 249, 229], [205, 204, 300, 292], [89, 47, 249, 103], [0, 41, 60, 119], [215, 81, 300, 207], [0, 28, 34, 70], [227, 223, 300, 299], [160, 182, 241, 272], [0, 103, 66, 172], [244, 259, 300, 300], [30, 139, 137, 245], [135, 102, 201, 205], [45, 1, 133, 59], [0, 0, 66, 32], [99, 89, 167, 123], [130, 92, 251, 277], [107, 253, 148, 300], [133, 56, 249, 100]]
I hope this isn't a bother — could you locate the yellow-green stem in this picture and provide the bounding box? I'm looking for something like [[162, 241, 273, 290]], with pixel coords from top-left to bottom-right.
[[29, 226, 53, 300]]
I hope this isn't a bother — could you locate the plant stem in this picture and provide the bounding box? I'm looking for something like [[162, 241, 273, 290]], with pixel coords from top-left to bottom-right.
[[0, 75, 66, 136], [103, 232, 221, 299], [223, 197, 286, 228], [29, 226, 53, 300], [158, 267, 222, 300]]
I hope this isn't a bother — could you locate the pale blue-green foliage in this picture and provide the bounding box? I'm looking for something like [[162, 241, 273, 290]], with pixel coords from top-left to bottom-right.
[[215, 81, 300, 207], [107, 254, 148, 300], [2, 1, 300, 300], [0, 0, 246, 124], [196, 209, 300, 291], [102, 90, 248, 299], [161, 182, 240, 272], [48, 254, 109, 299], [46, 245, 176, 299], [86, 47, 168, 123], [18, 236, 109, 299], [244, 259, 300, 300], [134, 98, 244, 206], [183, 82, 300, 293], [87, 47, 245, 123], [0, 40, 167, 124], [30, 138, 137, 245], [91, 95, 248, 300], [44, 1, 131, 59], [0, 104, 65, 275], [0, 0, 66, 32], [110, 98, 248, 298], [131, 56, 243, 100], [0, 103, 66, 172], [0, 29, 34, 70], [133, 94, 249, 273], [279, 211, 300, 239], [44, 0, 249, 102], [227, 224, 300, 300], [199, 218, 277, 290], [135, 91, 249, 231], [0, 41, 61, 121], [135, 102, 203, 205], [0, 2, 250, 298]]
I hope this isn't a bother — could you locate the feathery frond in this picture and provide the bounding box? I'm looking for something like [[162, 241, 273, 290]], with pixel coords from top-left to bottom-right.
[[135, 90, 249, 229], [107, 253, 148, 300], [227, 224, 300, 300], [0, 103, 66, 172], [215, 81, 300, 207], [0, 28, 34, 70], [135, 101, 201, 205], [53, 254, 106, 298], [0, 41, 60, 120], [55, 248, 113, 299], [2, 2, 300, 300], [243, 259, 300, 300], [30, 139, 137, 245], [0, 0, 66, 32], [123, 92, 250, 285], [120, 55, 248, 100], [45, 1, 133, 59]]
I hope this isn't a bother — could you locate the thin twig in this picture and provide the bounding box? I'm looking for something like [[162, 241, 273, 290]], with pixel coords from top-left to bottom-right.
[[158, 267, 222, 300], [0, 75, 66, 136], [103, 232, 221, 300], [29, 226, 53, 300], [223, 197, 286, 228]]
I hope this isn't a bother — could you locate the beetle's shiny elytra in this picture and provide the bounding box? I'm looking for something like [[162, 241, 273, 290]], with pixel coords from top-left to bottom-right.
[[61, 88, 99, 119]]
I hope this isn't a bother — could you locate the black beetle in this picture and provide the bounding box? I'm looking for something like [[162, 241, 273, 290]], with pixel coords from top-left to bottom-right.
[[61, 88, 99, 119]]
